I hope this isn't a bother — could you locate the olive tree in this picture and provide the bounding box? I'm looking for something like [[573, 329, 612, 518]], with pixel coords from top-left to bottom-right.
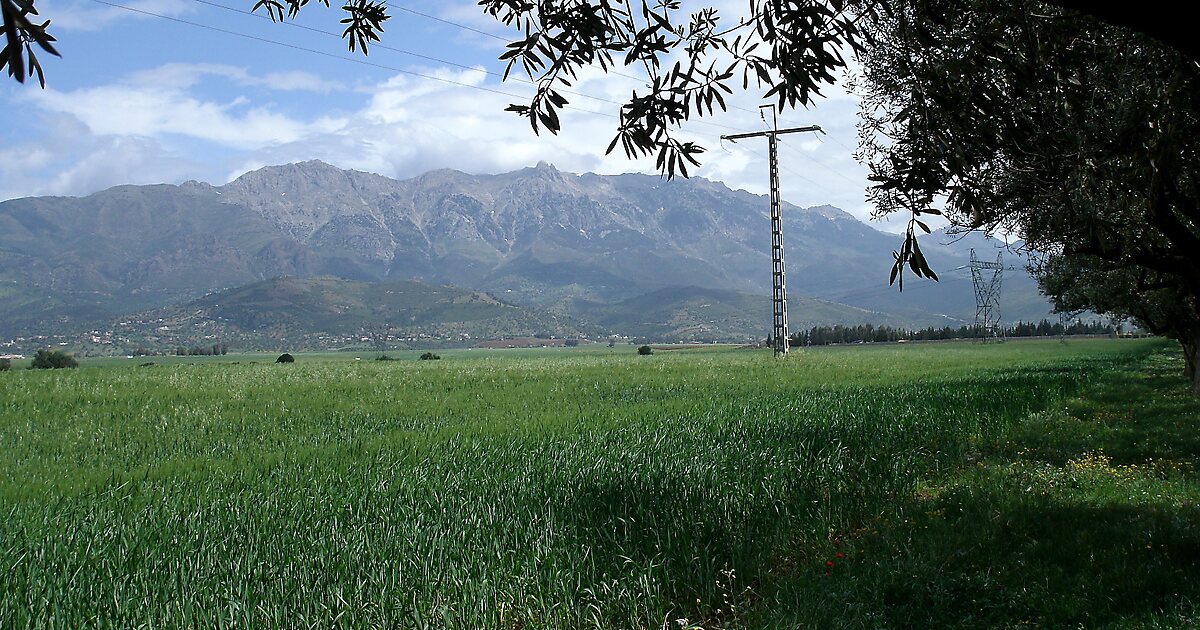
[[855, 0, 1200, 391]]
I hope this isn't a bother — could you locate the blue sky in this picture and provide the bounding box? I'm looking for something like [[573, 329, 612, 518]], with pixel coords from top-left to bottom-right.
[[2, 0, 909, 229]]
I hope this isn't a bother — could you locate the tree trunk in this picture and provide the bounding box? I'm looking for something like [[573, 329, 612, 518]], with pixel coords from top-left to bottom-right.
[[1187, 340, 1200, 395], [1180, 332, 1200, 394]]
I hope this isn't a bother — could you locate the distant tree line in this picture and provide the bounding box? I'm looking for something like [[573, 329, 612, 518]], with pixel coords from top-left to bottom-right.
[[788, 319, 1117, 347], [174, 344, 229, 356]]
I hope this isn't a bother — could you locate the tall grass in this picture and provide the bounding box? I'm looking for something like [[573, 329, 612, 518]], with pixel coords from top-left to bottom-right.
[[0, 339, 1162, 628]]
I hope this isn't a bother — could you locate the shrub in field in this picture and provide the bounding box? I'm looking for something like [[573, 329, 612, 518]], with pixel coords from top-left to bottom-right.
[[637, 345, 653, 355], [419, 352, 440, 361], [0, 358, 9, 371], [275, 353, 295, 364], [30, 349, 77, 369], [376, 354, 397, 361]]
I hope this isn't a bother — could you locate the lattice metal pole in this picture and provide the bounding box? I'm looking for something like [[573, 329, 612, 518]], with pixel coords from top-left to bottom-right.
[[721, 107, 821, 357], [968, 248, 1005, 342], [767, 131, 789, 356]]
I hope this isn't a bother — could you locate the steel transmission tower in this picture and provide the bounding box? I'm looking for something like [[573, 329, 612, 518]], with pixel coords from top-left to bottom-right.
[[721, 106, 822, 356], [968, 248, 1005, 341]]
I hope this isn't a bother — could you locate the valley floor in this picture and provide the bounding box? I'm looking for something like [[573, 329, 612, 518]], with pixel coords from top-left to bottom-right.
[[0, 338, 1196, 627]]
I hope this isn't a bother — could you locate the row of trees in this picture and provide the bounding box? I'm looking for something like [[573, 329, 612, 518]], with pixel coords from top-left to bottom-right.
[[173, 344, 230, 357], [788, 320, 1117, 347]]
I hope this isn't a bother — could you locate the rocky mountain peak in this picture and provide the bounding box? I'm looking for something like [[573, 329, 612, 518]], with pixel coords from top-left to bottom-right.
[[223, 160, 375, 194], [521, 160, 569, 183], [804, 204, 859, 222]]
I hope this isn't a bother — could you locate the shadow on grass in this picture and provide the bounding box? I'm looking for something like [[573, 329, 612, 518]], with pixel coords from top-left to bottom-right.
[[856, 477, 1200, 627], [760, 347, 1200, 628], [1005, 350, 1200, 466]]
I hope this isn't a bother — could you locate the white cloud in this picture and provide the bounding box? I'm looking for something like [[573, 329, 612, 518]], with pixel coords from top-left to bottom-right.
[[259, 70, 344, 93], [26, 80, 347, 149], [125, 63, 344, 93], [428, 1, 515, 49], [39, 0, 195, 32], [43, 136, 198, 195], [0, 112, 206, 200]]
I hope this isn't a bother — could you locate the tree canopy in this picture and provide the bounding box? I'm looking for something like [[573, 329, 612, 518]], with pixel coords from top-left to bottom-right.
[[856, 0, 1200, 391], [29, 348, 77, 369], [1, 0, 58, 86]]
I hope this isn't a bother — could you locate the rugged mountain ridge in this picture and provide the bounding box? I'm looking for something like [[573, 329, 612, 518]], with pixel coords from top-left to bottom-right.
[[0, 160, 1050, 341]]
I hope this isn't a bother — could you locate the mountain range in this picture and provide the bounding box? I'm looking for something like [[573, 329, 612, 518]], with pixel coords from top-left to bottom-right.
[[0, 160, 1050, 350]]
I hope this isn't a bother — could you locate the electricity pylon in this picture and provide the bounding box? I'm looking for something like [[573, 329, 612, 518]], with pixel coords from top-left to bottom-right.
[[721, 105, 822, 356], [968, 248, 1005, 342]]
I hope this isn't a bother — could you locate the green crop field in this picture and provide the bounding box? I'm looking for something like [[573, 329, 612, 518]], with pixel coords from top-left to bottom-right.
[[2, 338, 1198, 628]]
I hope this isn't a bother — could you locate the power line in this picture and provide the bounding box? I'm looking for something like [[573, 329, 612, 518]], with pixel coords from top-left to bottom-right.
[[100, 0, 766, 141], [392, 0, 809, 126], [819, 130, 859, 155], [741, 145, 840, 200], [820, 271, 972, 304], [777, 111, 860, 150], [382, 2, 886, 152], [198, 0, 835, 143], [93, 0, 835, 178], [389, 3, 509, 43], [94, 0, 525, 98], [383, 0, 807, 126], [188, 0, 629, 110], [193, 0, 504, 74], [777, 139, 863, 188], [388, 1, 648, 84], [735, 109, 864, 195], [88, 0, 627, 122]]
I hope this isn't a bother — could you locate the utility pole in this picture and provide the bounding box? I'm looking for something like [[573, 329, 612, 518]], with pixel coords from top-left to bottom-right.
[[722, 105, 822, 357]]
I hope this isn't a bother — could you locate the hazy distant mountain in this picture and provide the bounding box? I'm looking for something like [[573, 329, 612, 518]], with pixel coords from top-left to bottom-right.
[[114, 276, 582, 350], [0, 160, 1050, 342]]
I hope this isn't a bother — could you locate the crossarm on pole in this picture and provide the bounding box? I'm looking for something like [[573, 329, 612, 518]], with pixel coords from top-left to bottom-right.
[[721, 125, 823, 142]]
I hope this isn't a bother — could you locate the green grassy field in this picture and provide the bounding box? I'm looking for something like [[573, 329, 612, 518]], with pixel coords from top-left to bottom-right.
[[1, 338, 1197, 628]]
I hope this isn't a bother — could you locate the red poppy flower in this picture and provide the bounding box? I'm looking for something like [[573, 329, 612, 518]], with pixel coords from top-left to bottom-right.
[[826, 560, 835, 567], [836, 552, 845, 559]]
